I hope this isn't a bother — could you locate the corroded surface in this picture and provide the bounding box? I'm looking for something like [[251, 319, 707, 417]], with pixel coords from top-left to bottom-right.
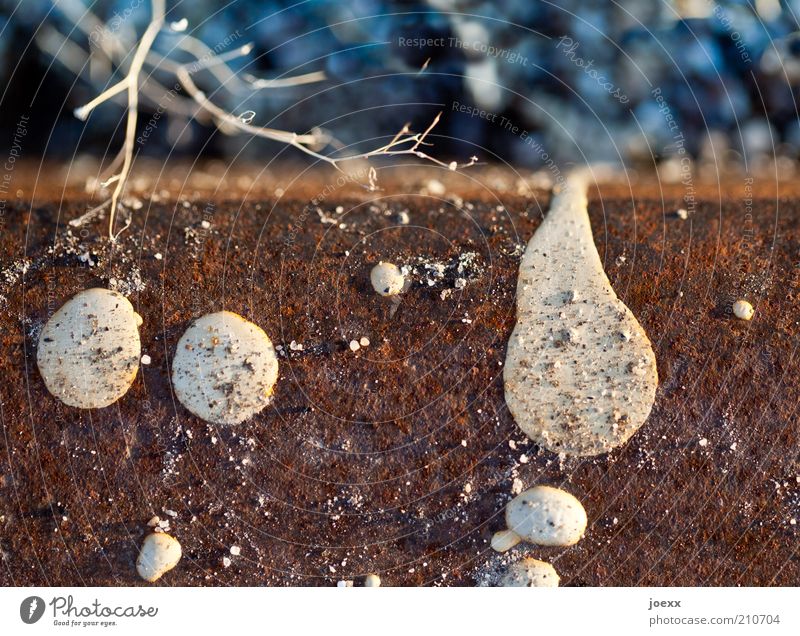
[[0, 171, 798, 586]]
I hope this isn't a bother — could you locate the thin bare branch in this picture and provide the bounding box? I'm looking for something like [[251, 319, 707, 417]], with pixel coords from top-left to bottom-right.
[[105, 0, 165, 239], [66, 0, 475, 236]]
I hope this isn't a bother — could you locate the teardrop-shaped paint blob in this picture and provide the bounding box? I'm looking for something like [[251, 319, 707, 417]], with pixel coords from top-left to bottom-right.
[[503, 173, 658, 456]]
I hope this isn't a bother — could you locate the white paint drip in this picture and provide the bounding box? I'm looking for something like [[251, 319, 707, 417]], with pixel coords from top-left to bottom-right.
[[503, 171, 658, 456]]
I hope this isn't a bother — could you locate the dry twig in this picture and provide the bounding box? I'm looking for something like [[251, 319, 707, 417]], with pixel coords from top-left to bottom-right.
[[57, 0, 477, 238]]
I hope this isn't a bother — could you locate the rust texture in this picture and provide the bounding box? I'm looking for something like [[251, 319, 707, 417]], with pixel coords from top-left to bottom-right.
[[0, 169, 798, 586]]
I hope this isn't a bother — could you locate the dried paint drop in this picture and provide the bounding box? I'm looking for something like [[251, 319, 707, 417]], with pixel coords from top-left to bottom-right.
[[37, 288, 142, 408], [370, 261, 404, 296], [136, 533, 182, 582], [364, 573, 381, 587], [499, 558, 560, 587], [732, 299, 754, 320], [492, 485, 587, 551], [504, 173, 658, 456], [171, 311, 279, 424]]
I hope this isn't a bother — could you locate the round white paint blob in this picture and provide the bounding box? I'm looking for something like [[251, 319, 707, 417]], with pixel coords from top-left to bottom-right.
[[171, 311, 279, 424], [36, 288, 142, 409], [370, 262, 405, 296], [136, 533, 182, 582], [500, 558, 560, 587], [504, 172, 658, 456], [492, 485, 587, 551], [732, 299, 754, 320]]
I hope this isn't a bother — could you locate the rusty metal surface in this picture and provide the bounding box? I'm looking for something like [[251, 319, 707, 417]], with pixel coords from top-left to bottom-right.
[[0, 171, 798, 586]]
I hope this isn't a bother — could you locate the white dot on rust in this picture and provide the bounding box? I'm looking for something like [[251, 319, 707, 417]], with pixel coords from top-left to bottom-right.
[[370, 262, 404, 297], [504, 172, 658, 456], [364, 573, 381, 587], [171, 311, 279, 424], [732, 299, 754, 320], [499, 558, 560, 587], [136, 533, 182, 582], [491, 485, 587, 551], [37, 288, 141, 409]]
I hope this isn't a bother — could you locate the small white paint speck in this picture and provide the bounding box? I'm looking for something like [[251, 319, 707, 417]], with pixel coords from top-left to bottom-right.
[[732, 299, 754, 321], [141, 354, 152, 365], [699, 438, 708, 447]]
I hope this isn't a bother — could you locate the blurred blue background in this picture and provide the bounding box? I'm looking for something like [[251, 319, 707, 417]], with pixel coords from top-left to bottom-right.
[[0, 0, 799, 169]]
